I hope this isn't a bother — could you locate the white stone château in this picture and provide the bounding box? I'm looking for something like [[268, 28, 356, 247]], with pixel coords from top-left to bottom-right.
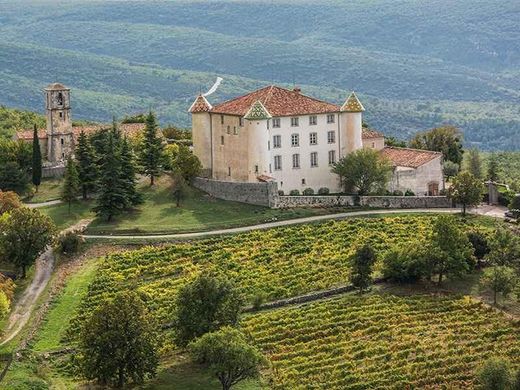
[[190, 85, 444, 195]]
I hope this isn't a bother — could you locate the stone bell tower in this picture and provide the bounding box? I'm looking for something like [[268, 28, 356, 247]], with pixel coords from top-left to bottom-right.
[[45, 83, 73, 163]]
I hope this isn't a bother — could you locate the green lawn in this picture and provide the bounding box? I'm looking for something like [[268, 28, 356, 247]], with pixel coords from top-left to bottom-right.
[[86, 175, 331, 235], [38, 200, 95, 230], [24, 178, 63, 204]]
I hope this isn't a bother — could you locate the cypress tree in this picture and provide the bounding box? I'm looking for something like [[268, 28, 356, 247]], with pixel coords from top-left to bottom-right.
[[61, 157, 80, 213], [76, 130, 98, 200], [139, 111, 164, 186], [120, 136, 142, 207], [94, 132, 127, 222], [31, 124, 42, 191]]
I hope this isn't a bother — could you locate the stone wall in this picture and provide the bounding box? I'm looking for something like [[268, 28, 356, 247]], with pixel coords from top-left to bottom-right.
[[42, 165, 65, 178], [359, 196, 452, 208], [192, 177, 278, 207], [275, 195, 356, 208]]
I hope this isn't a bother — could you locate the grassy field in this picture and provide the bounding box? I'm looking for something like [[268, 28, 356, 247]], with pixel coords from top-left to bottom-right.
[[38, 200, 95, 230], [24, 178, 63, 204], [242, 293, 520, 389]]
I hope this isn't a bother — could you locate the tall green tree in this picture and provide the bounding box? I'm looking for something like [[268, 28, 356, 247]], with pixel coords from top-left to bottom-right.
[[173, 144, 202, 181], [93, 132, 127, 222], [332, 148, 392, 195], [467, 148, 483, 179], [0, 208, 56, 278], [31, 124, 42, 191], [487, 152, 500, 182], [409, 125, 464, 166], [120, 136, 142, 207], [0, 139, 32, 193], [481, 266, 517, 305], [485, 225, 520, 268], [428, 215, 474, 284], [476, 357, 514, 390], [77, 291, 159, 388], [140, 111, 164, 186], [190, 327, 265, 390], [448, 171, 484, 215], [349, 244, 377, 293], [443, 160, 459, 180], [171, 171, 188, 207], [61, 157, 80, 213], [174, 273, 244, 347], [75, 130, 98, 200]]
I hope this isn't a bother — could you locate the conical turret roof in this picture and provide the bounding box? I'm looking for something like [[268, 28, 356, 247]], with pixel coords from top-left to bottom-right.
[[188, 94, 212, 113], [341, 91, 365, 112], [244, 100, 272, 120]]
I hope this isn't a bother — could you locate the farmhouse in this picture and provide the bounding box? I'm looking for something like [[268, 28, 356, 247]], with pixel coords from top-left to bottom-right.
[[190, 85, 444, 195], [14, 83, 145, 164]]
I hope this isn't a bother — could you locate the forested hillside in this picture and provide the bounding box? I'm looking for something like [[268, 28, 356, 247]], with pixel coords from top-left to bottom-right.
[[0, 0, 518, 149]]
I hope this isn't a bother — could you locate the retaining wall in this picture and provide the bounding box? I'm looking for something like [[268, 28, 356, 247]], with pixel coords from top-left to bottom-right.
[[275, 195, 356, 208], [42, 165, 65, 178], [359, 196, 452, 209], [192, 177, 278, 207]]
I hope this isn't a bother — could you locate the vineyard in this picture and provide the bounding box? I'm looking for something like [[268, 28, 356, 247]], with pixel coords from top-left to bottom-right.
[[71, 216, 488, 329], [242, 294, 520, 389]]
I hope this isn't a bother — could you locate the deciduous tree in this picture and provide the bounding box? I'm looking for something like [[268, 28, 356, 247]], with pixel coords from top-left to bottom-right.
[[171, 171, 188, 207], [486, 225, 520, 268], [487, 152, 500, 182], [467, 148, 483, 179], [140, 111, 164, 186], [31, 124, 42, 191], [190, 327, 265, 390], [443, 160, 459, 179], [173, 144, 202, 181], [174, 273, 243, 347], [77, 291, 158, 388], [481, 266, 517, 305], [448, 171, 484, 215], [476, 357, 513, 390], [409, 125, 464, 166], [0, 208, 56, 278], [0, 190, 21, 215], [332, 148, 392, 195]]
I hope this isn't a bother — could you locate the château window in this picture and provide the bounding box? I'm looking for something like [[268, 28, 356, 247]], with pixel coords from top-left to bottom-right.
[[309, 132, 317, 145], [239, 117, 244, 127], [291, 134, 299, 147], [228, 167, 231, 176], [328, 150, 336, 165], [255, 165, 259, 173], [309, 115, 317, 125], [233, 126, 238, 135], [292, 153, 300, 169], [327, 114, 335, 124], [310, 152, 318, 167], [274, 155, 282, 170], [272, 118, 281, 128], [59, 112, 63, 118], [220, 115, 225, 124], [302, 178, 306, 185], [60, 138, 64, 145], [327, 131, 336, 144], [291, 117, 299, 127], [221, 136, 224, 145], [227, 125, 231, 134], [267, 119, 270, 130], [273, 135, 282, 148]]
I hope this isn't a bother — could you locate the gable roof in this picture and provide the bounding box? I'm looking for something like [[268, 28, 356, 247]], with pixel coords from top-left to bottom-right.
[[189, 95, 212, 113], [244, 100, 272, 120], [381, 146, 442, 169], [211, 85, 340, 117], [362, 128, 384, 139], [15, 123, 146, 141], [341, 91, 365, 112]]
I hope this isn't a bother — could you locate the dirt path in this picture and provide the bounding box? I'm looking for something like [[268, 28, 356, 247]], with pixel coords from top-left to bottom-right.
[[0, 219, 92, 346]]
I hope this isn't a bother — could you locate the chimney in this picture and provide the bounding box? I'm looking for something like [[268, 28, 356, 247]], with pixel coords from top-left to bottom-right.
[[293, 86, 301, 93]]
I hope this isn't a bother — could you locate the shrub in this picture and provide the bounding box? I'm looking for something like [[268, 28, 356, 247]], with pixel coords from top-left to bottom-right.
[[303, 188, 314, 196], [382, 243, 429, 283], [509, 195, 520, 218], [467, 230, 490, 262], [251, 292, 266, 311], [0, 291, 10, 319], [404, 189, 415, 196], [278, 190, 284, 196], [476, 357, 513, 390], [289, 190, 300, 196], [392, 190, 404, 196], [498, 189, 515, 207], [59, 231, 83, 255], [318, 187, 330, 195]]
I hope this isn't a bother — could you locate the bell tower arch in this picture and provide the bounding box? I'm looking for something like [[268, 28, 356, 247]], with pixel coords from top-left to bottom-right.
[[45, 83, 73, 163]]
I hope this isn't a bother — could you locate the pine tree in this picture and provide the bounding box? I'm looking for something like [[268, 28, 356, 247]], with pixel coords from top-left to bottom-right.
[[120, 136, 142, 207], [140, 111, 164, 186], [31, 124, 42, 192], [61, 157, 80, 213], [487, 152, 500, 182], [467, 148, 482, 179], [93, 132, 127, 221], [75, 130, 98, 200]]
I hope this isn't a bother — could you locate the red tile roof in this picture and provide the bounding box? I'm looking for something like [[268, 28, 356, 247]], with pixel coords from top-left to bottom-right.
[[16, 123, 146, 141], [381, 147, 442, 168], [189, 95, 212, 113], [211, 85, 340, 117], [362, 128, 384, 139]]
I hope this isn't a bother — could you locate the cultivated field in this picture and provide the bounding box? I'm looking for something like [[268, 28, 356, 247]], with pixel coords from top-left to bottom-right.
[[243, 294, 520, 389]]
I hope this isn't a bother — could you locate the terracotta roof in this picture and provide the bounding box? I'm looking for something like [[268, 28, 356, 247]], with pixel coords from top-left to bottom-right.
[[341, 91, 365, 112], [211, 85, 340, 117], [189, 95, 212, 113], [362, 128, 384, 139], [45, 83, 69, 91], [257, 174, 275, 182], [381, 147, 442, 169], [16, 123, 146, 141]]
